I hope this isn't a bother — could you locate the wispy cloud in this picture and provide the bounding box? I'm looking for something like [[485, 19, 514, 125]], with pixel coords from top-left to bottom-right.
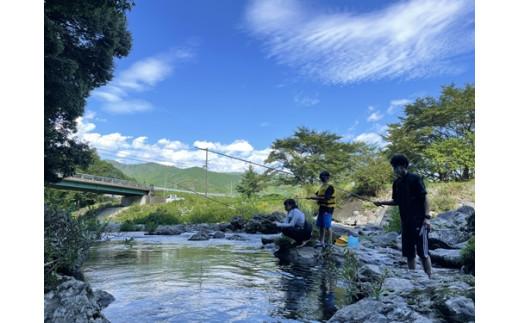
[[294, 92, 320, 107], [74, 118, 273, 172], [387, 98, 413, 114], [91, 48, 194, 114], [354, 132, 386, 147], [245, 0, 474, 84], [367, 111, 383, 122]]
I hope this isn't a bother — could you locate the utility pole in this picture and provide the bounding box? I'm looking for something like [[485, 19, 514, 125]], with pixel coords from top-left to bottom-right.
[[205, 148, 208, 197]]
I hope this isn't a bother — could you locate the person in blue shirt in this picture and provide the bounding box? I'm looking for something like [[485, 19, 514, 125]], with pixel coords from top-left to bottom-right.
[[275, 199, 313, 247]]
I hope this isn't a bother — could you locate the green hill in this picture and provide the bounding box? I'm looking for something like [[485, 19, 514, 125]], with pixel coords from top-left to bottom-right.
[[106, 160, 243, 194]]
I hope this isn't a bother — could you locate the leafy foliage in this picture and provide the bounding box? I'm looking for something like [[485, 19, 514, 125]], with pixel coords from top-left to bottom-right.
[[44, 205, 105, 291], [461, 236, 475, 275], [385, 207, 401, 233], [352, 150, 393, 196], [266, 127, 365, 185], [44, 0, 133, 182], [235, 165, 265, 198], [385, 84, 474, 181]]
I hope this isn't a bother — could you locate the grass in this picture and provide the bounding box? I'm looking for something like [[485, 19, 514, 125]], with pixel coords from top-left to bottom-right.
[[427, 180, 474, 213], [384, 206, 401, 233]]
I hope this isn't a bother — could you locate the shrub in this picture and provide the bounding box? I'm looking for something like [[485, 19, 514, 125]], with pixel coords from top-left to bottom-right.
[[44, 205, 102, 291], [461, 236, 475, 275], [120, 220, 137, 232], [352, 155, 393, 196], [430, 193, 456, 213], [384, 206, 401, 233]]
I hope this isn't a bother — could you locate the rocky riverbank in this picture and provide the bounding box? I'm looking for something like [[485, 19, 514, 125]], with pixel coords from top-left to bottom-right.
[[267, 205, 475, 323]]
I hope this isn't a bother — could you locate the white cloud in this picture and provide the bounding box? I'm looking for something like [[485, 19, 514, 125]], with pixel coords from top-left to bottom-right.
[[90, 48, 195, 114], [294, 92, 320, 107], [117, 57, 173, 91], [73, 117, 273, 172], [354, 132, 387, 147], [367, 111, 383, 122], [245, 0, 474, 84], [103, 100, 153, 114], [387, 98, 413, 114]]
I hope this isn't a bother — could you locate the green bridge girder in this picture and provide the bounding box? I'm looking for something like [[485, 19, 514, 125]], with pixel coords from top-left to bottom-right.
[[46, 174, 152, 196]]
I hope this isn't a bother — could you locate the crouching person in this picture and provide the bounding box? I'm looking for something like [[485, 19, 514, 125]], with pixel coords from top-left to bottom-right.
[[275, 199, 312, 247]]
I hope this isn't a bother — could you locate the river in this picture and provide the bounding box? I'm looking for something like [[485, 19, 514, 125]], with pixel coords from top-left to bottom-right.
[[83, 232, 349, 322]]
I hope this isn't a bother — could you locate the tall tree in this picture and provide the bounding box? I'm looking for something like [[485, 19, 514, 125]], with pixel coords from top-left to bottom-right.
[[45, 0, 133, 182], [385, 84, 475, 181], [235, 165, 264, 198], [265, 127, 364, 184]]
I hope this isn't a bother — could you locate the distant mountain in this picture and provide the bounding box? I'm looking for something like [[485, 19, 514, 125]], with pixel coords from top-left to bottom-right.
[[107, 160, 243, 194]]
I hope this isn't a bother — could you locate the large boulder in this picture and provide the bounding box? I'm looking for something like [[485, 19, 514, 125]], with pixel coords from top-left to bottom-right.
[[429, 249, 463, 268], [244, 213, 284, 234], [229, 216, 247, 231], [44, 275, 113, 323], [429, 207, 474, 249], [437, 296, 475, 323]]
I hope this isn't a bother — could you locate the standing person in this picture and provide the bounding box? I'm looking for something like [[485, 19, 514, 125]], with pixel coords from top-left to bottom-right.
[[308, 171, 335, 248], [374, 154, 432, 278], [275, 199, 312, 247]]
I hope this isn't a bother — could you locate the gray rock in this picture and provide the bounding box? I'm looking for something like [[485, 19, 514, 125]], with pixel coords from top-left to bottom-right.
[[428, 229, 469, 249], [429, 249, 463, 268], [44, 275, 112, 323], [188, 231, 211, 241], [226, 234, 248, 241], [382, 277, 415, 294], [371, 232, 399, 248], [218, 222, 231, 231], [328, 299, 387, 322], [244, 213, 283, 234], [212, 231, 225, 239], [93, 290, 115, 309], [358, 264, 384, 283], [154, 224, 185, 235], [438, 296, 475, 323], [229, 216, 247, 231]]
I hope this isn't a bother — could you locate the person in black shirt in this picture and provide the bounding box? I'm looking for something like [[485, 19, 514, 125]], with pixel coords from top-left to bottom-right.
[[374, 154, 432, 278]]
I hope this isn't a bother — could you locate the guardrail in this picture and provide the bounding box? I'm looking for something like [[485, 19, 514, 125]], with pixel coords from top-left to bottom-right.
[[67, 173, 152, 191]]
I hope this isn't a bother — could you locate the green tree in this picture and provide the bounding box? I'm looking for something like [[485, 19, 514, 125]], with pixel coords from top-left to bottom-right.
[[265, 127, 364, 184], [385, 84, 474, 181], [352, 150, 393, 196], [236, 165, 264, 198], [45, 0, 133, 182]]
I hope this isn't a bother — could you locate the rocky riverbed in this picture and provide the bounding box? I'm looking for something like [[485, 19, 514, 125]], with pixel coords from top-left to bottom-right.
[[45, 206, 475, 322]]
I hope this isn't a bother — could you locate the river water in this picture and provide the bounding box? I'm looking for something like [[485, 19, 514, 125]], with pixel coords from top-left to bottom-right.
[[83, 232, 349, 322]]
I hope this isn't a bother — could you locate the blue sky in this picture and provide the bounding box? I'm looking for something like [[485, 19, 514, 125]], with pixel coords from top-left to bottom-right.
[[76, 0, 475, 172]]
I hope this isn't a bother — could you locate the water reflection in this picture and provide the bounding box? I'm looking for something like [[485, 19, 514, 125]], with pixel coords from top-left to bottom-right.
[[83, 235, 347, 322]]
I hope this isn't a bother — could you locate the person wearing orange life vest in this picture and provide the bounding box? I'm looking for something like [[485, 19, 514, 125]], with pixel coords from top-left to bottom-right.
[[307, 171, 335, 248]]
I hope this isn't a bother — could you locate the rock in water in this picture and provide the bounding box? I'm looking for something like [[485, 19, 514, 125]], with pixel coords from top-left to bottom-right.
[[188, 231, 211, 241], [212, 231, 225, 239]]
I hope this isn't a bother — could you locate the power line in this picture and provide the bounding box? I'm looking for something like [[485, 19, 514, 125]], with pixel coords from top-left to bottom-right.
[[195, 147, 293, 176]]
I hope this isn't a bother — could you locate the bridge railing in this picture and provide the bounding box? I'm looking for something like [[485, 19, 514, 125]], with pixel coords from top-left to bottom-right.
[[69, 173, 152, 190]]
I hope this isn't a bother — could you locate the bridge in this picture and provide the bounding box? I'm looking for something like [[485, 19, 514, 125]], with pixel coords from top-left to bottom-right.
[[47, 173, 154, 205]]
